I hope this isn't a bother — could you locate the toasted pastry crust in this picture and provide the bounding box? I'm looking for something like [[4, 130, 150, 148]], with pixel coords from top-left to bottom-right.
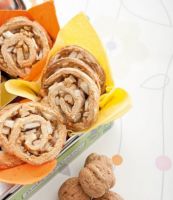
[[42, 67, 99, 131], [49, 45, 105, 93], [42, 57, 101, 94], [0, 149, 23, 169], [0, 16, 52, 77], [0, 102, 67, 165]]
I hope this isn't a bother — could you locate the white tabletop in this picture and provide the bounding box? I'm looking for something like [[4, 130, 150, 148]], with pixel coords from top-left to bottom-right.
[[25, 0, 173, 199]]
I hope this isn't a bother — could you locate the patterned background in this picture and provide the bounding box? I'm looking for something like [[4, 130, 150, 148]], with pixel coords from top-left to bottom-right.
[[22, 0, 173, 199]]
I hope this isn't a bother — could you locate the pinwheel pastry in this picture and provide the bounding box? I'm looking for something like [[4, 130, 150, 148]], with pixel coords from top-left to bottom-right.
[[41, 65, 100, 131], [0, 16, 52, 78], [0, 102, 67, 165], [0, 147, 24, 169], [47, 45, 106, 93], [0, 105, 24, 169], [42, 57, 101, 95]]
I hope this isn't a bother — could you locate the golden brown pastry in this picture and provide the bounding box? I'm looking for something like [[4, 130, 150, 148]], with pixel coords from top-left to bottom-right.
[[0, 16, 52, 77], [0, 105, 24, 169], [84, 153, 113, 169], [0, 102, 67, 165], [49, 45, 106, 93], [41, 67, 100, 131], [93, 191, 124, 200], [42, 57, 101, 94], [79, 160, 115, 198], [1, 74, 7, 82], [58, 177, 90, 200], [0, 147, 24, 169]]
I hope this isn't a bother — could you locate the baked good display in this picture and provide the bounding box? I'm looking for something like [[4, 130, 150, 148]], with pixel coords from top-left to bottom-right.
[[79, 160, 115, 198], [40, 45, 106, 131], [93, 191, 124, 200], [84, 153, 113, 169], [58, 177, 90, 200], [0, 0, 130, 191], [41, 67, 100, 131], [48, 45, 105, 93], [0, 16, 52, 78], [0, 102, 67, 165]]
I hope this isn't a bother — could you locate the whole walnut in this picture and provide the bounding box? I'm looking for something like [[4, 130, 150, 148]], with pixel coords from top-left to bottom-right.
[[93, 191, 124, 200], [79, 160, 115, 198], [58, 177, 90, 200], [84, 153, 113, 169]]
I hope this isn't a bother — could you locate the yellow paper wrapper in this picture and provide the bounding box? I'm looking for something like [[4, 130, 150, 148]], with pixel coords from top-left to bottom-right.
[[49, 13, 114, 87], [4, 13, 131, 133], [0, 82, 16, 109], [5, 80, 40, 102]]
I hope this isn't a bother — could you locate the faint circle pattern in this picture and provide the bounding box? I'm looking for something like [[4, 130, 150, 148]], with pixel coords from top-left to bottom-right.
[[112, 154, 123, 166], [156, 155, 172, 171], [107, 40, 117, 51]]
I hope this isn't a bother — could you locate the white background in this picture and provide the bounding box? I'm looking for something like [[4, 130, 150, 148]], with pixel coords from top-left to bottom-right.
[[25, 0, 173, 199]]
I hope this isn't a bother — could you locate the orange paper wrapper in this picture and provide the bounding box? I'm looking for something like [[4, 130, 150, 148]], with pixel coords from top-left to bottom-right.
[[0, 1, 59, 185], [0, 0, 59, 81], [0, 160, 57, 185]]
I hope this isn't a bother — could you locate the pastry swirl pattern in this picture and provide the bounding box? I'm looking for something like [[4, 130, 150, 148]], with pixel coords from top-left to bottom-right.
[[48, 45, 105, 93], [0, 16, 52, 77], [0, 102, 67, 165], [0, 148, 24, 169], [0, 104, 24, 169], [42, 67, 100, 131], [42, 57, 101, 94]]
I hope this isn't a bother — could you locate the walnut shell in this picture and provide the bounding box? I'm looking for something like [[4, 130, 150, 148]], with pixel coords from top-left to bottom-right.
[[93, 191, 124, 200], [58, 177, 90, 200], [79, 160, 115, 198], [84, 153, 113, 169]]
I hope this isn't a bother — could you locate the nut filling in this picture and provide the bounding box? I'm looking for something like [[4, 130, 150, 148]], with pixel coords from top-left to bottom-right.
[[42, 67, 100, 131], [43, 57, 101, 94], [49, 45, 106, 93], [0, 16, 52, 77], [0, 102, 67, 165]]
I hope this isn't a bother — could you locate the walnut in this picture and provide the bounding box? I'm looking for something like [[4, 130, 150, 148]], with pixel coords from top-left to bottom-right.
[[79, 160, 115, 198], [58, 177, 90, 200], [84, 153, 113, 169], [93, 191, 124, 200]]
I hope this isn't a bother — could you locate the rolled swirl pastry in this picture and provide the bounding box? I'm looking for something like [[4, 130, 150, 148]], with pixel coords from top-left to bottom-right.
[[0, 147, 24, 169], [0, 102, 67, 165], [42, 67, 100, 131], [0, 16, 52, 77], [42, 58, 101, 95], [0, 105, 24, 169], [47, 45, 105, 93]]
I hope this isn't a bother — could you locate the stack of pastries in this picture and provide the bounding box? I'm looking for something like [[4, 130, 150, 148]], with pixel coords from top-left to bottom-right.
[[41, 45, 105, 131], [0, 17, 106, 168]]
